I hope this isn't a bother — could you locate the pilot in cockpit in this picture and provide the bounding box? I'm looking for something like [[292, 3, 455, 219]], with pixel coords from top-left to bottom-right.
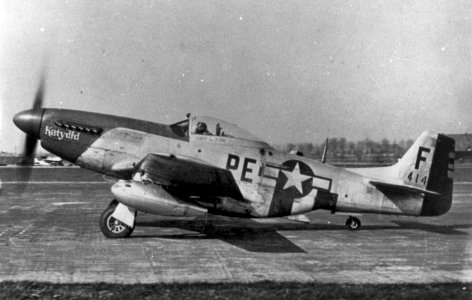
[[195, 122, 212, 135]]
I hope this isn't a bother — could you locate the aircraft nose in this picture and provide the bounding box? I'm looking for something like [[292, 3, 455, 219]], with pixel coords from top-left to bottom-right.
[[13, 109, 44, 138]]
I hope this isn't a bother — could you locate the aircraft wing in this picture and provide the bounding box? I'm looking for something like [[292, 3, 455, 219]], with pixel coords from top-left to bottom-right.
[[134, 153, 244, 200], [369, 180, 440, 196]]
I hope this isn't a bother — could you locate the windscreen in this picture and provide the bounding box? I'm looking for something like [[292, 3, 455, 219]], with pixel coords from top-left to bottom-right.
[[191, 116, 263, 142]]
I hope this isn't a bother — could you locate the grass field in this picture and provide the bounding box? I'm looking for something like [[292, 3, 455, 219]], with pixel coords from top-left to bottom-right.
[[0, 281, 471, 300]]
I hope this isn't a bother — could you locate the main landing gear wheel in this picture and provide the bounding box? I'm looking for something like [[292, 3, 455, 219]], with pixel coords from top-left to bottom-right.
[[345, 216, 361, 230], [99, 205, 134, 238]]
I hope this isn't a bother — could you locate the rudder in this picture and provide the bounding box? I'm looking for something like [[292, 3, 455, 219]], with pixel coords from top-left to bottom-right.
[[394, 131, 455, 216], [421, 134, 455, 216]]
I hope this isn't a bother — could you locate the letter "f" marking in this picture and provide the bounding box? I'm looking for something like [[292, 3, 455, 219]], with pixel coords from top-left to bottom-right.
[[415, 147, 430, 169]]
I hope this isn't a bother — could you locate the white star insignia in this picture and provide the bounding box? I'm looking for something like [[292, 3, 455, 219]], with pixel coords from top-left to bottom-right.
[[281, 162, 312, 193]]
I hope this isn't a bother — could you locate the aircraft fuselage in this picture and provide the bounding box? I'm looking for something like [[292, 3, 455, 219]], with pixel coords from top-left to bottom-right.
[[19, 108, 431, 219]]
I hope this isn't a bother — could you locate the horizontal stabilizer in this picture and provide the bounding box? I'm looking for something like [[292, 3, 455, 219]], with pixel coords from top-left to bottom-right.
[[370, 180, 440, 196]]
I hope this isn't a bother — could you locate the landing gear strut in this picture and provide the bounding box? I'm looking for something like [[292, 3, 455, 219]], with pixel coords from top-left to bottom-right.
[[99, 202, 135, 238], [345, 216, 361, 230]]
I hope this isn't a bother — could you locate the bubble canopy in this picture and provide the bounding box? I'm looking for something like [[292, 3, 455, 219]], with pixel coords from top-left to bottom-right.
[[170, 116, 264, 142]]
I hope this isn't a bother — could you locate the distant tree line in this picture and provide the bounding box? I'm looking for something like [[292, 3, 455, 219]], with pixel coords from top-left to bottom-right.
[[281, 138, 415, 164]]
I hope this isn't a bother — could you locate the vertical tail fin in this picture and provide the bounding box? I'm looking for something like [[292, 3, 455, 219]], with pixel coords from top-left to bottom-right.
[[394, 131, 455, 216]]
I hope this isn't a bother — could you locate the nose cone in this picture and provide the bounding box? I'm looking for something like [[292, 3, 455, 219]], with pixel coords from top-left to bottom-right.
[[13, 109, 44, 138]]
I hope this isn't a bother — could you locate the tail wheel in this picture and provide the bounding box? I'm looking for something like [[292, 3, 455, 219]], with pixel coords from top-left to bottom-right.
[[99, 205, 134, 238], [345, 216, 361, 230]]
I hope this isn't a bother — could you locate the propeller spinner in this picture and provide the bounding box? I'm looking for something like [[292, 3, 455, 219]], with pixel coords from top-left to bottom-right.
[[13, 74, 46, 165]]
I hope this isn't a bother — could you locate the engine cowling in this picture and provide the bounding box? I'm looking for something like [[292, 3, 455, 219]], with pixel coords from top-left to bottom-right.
[[111, 180, 207, 216]]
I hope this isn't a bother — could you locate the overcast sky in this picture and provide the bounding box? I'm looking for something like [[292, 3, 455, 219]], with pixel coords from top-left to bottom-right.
[[1, 0, 472, 153]]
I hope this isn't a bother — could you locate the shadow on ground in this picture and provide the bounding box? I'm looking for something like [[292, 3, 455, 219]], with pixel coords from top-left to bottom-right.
[[131, 214, 471, 253], [391, 220, 471, 235], [134, 216, 311, 253]]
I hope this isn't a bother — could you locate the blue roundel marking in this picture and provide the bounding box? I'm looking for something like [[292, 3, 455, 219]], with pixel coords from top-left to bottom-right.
[[268, 160, 315, 216], [276, 160, 314, 198]]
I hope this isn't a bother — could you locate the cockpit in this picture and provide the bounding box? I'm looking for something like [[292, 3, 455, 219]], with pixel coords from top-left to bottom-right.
[[169, 116, 264, 142]]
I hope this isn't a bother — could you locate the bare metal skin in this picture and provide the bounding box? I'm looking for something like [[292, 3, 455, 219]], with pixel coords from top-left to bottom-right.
[[14, 108, 455, 238]]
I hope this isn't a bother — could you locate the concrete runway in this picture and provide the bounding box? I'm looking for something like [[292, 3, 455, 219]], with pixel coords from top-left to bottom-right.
[[0, 166, 471, 284]]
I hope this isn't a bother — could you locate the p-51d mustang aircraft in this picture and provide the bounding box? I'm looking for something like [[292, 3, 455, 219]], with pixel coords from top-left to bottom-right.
[[13, 90, 454, 238]]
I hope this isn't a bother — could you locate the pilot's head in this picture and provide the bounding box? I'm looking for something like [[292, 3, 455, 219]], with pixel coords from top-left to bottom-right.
[[196, 122, 207, 132]]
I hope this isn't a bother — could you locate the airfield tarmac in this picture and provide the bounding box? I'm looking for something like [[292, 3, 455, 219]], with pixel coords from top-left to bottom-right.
[[0, 166, 470, 284]]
